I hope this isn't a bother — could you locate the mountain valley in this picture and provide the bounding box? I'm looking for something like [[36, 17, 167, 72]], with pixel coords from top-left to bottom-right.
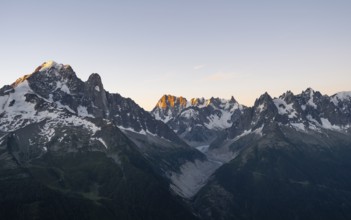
[[1, 61, 351, 220]]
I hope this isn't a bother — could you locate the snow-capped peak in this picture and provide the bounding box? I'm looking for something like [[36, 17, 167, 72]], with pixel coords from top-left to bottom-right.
[[331, 91, 351, 105], [254, 92, 272, 108], [36, 60, 63, 72], [10, 61, 69, 88]]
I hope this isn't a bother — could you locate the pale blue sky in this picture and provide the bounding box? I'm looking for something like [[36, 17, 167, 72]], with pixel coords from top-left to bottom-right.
[[1, 0, 350, 110]]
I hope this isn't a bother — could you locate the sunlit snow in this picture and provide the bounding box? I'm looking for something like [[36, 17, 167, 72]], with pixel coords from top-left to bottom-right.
[[38, 60, 62, 72]]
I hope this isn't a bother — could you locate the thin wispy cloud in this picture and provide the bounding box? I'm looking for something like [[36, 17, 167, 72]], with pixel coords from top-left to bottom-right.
[[194, 64, 205, 70]]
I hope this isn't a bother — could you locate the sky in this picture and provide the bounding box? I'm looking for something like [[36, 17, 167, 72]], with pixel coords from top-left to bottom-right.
[[1, 0, 350, 110]]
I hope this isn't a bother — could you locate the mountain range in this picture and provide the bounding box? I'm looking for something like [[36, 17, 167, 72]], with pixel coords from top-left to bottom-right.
[[1, 61, 351, 220]]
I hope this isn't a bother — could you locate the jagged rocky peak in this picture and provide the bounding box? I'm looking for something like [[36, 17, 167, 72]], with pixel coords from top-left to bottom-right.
[[157, 94, 188, 109], [154, 94, 242, 112], [191, 97, 216, 108], [297, 87, 324, 110], [11, 60, 60, 87], [208, 97, 222, 107], [35, 60, 60, 71], [229, 95, 237, 103], [300, 87, 323, 100], [7, 61, 81, 99], [254, 92, 273, 107], [84, 73, 109, 118], [190, 97, 206, 106], [86, 73, 104, 92], [252, 92, 278, 122], [189, 96, 242, 109], [303, 87, 315, 95], [206, 96, 242, 111], [274, 91, 297, 111], [16, 60, 76, 81], [152, 95, 189, 123], [24, 61, 82, 99], [33, 60, 74, 76], [280, 90, 294, 100]]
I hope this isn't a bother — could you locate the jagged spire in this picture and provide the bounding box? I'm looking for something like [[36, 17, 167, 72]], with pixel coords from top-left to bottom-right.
[[254, 92, 272, 106], [87, 73, 104, 92]]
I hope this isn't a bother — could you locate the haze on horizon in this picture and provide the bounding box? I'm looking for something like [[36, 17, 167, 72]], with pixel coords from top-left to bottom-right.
[[1, 0, 350, 110]]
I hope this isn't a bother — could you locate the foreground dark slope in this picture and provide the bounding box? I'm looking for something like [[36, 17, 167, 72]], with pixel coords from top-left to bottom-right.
[[0, 126, 196, 220], [0, 61, 198, 220]]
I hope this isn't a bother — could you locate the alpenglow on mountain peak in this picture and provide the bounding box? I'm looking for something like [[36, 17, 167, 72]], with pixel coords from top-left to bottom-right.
[[12, 60, 74, 87], [155, 94, 241, 110], [33, 60, 72, 72], [38, 60, 58, 70], [157, 94, 188, 109]]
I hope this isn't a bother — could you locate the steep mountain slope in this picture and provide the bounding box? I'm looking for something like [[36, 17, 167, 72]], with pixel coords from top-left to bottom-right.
[[151, 95, 245, 146], [0, 61, 199, 219], [193, 89, 351, 220]]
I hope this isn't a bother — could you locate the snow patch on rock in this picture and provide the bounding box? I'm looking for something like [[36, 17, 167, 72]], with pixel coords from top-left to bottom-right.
[[320, 118, 342, 130], [98, 138, 108, 148], [77, 105, 94, 118], [257, 103, 265, 112], [55, 101, 75, 114], [290, 122, 306, 131], [205, 110, 233, 130], [56, 81, 71, 94], [306, 90, 317, 109], [0, 80, 38, 131], [118, 126, 147, 135], [153, 111, 172, 123], [180, 109, 199, 119], [273, 98, 297, 118]]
